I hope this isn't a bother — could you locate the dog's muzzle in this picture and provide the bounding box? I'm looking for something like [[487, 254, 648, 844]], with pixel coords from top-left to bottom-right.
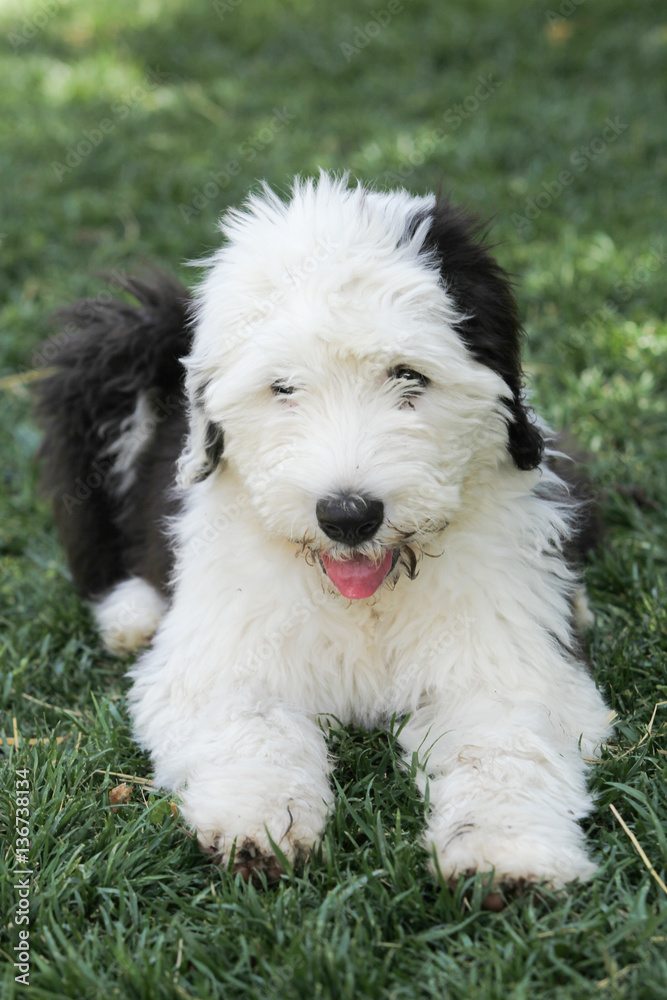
[[315, 493, 384, 546], [315, 492, 394, 599]]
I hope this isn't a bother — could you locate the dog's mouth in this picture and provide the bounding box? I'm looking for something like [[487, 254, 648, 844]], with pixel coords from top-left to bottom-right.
[[319, 549, 397, 599]]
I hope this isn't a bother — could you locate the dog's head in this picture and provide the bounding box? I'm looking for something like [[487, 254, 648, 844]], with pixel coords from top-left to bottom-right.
[[178, 173, 543, 599]]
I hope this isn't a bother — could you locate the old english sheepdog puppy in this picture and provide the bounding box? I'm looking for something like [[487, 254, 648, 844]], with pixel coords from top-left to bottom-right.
[[36, 172, 612, 892]]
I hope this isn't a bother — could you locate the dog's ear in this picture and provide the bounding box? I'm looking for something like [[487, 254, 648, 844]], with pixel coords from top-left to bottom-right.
[[176, 384, 225, 487], [418, 200, 544, 471]]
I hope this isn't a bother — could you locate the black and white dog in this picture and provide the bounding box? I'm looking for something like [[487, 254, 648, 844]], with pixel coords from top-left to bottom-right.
[[36, 173, 610, 891]]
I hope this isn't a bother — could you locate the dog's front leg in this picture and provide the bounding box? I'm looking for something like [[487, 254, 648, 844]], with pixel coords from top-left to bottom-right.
[[131, 657, 333, 879], [398, 691, 607, 892], [179, 704, 333, 879]]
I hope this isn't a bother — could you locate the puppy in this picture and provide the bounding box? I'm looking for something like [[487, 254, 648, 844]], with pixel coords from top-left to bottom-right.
[[36, 172, 611, 891]]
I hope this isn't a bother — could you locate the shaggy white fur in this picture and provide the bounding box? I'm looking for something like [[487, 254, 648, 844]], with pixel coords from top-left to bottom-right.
[[123, 174, 611, 889], [94, 576, 167, 654]]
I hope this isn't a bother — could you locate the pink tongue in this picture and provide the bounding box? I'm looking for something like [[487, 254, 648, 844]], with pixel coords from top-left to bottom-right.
[[321, 551, 393, 599]]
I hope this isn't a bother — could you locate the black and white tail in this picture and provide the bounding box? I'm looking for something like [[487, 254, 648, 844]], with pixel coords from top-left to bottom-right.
[[34, 271, 192, 651]]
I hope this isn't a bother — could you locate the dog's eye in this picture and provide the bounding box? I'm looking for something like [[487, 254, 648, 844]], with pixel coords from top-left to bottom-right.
[[388, 366, 430, 391], [388, 366, 429, 410], [271, 382, 295, 396]]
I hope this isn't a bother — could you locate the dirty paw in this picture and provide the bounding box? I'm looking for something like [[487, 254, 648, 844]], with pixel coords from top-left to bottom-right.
[[447, 869, 535, 911], [202, 837, 286, 884], [430, 821, 596, 892], [185, 782, 330, 882], [202, 835, 311, 884], [232, 839, 285, 884]]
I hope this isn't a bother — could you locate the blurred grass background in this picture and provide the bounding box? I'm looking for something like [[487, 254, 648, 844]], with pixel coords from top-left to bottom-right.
[[1, 1, 666, 998]]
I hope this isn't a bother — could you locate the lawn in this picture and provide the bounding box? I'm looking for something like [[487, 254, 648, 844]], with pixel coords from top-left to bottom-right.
[[1, 0, 666, 997]]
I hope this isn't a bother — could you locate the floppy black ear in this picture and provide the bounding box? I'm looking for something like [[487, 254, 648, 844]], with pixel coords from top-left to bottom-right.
[[177, 392, 225, 487], [418, 199, 544, 471]]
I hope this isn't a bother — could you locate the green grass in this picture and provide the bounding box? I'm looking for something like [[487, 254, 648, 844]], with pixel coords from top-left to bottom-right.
[[1, 0, 666, 997]]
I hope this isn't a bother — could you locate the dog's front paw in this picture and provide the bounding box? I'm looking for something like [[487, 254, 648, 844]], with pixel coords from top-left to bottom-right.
[[201, 834, 306, 884], [196, 795, 323, 882], [429, 820, 596, 892], [180, 767, 332, 882]]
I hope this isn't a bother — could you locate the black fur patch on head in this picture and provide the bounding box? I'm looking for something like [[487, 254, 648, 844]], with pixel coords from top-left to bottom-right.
[[190, 420, 225, 484], [417, 200, 544, 471], [204, 421, 224, 468]]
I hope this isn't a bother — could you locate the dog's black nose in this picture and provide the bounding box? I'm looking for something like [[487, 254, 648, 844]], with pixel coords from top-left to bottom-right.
[[316, 494, 384, 546]]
